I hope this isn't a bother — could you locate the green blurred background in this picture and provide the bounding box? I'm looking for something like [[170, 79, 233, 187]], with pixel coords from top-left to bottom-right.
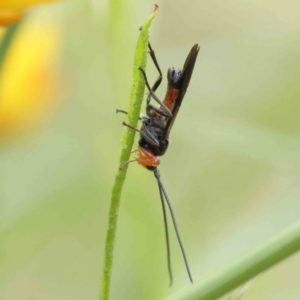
[[1, 0, 300, 299]]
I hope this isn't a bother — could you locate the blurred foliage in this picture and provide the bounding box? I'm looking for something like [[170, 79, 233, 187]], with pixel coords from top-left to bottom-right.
[[0, 0, 64, 26], [0, 1, 300, 300], [0, 16, 62, 137]]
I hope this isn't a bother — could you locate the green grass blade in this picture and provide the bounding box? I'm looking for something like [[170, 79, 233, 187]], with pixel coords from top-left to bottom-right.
[[99, 6, 158, 300], [166, 221, 300, 300], [0, 22, 20, 69]]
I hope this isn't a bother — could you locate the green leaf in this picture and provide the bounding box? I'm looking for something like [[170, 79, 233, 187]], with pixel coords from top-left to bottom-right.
[[166, 221, 300, 300], [0, 22, 20, 69], [99, 6, 159, 300]]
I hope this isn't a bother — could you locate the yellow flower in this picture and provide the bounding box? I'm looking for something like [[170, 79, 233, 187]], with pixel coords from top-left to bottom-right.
[[0, 15, 62, 136], [0, 0, 63, 26]]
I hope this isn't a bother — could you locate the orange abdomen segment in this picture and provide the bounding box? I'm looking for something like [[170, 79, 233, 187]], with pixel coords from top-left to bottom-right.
[[161, 88, 179, 112]]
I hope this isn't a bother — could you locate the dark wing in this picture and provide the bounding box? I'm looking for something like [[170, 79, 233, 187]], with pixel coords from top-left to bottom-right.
[[163, 44, 200, 140]]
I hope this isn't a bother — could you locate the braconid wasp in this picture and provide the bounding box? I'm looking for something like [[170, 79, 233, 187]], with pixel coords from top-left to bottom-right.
[[117, 41, 200, 285]]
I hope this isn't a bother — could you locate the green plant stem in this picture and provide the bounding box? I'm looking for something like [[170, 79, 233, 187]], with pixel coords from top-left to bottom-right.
[[0, 22, 20, 69], [166, 220, 300, 300], [99, 7, 158, 300]]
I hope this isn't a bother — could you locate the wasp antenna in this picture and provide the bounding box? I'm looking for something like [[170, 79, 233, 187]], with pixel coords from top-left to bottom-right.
[[154, 169, 193, 284], [156, 177, 173, 286], [119, 159, 137, 170]]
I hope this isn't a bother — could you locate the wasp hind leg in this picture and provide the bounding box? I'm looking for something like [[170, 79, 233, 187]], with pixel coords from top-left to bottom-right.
[[146, 42, 163, 104], [138, 67, 172, 118]]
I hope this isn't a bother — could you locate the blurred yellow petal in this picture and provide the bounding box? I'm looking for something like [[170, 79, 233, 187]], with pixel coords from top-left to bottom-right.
[[0, 16, 62, 136], [0, 9, 22, 26], [0, 0, 62, 8], [0, 0, 63, 26]]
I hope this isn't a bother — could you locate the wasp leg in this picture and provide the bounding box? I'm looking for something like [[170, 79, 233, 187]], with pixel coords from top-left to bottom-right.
[[138, 67, 172, 118], [147, 104, 172, 118], [122, 121, 141, 133], [116, 109, 128, 115], [117, 109, 142, 120], [146, 42, 163, 104]]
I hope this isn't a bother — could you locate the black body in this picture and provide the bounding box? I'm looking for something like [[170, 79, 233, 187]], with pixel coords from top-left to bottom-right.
[[118, 42, 200, 285], [138, 44, 200, 158]]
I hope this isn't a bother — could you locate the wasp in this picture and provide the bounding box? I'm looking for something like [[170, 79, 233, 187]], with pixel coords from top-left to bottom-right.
[[117, 42, 200, 284]]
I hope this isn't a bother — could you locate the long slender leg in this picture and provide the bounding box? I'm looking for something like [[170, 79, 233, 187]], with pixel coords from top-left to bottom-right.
[[122, 121, 141, 133], [146, 42, 163, 104], [147, 104, 171, 118], [138, 67, 172, 117], [156, 178, 173, 286], [154, 169, 193, 284], [117, 109, 142, 120]]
